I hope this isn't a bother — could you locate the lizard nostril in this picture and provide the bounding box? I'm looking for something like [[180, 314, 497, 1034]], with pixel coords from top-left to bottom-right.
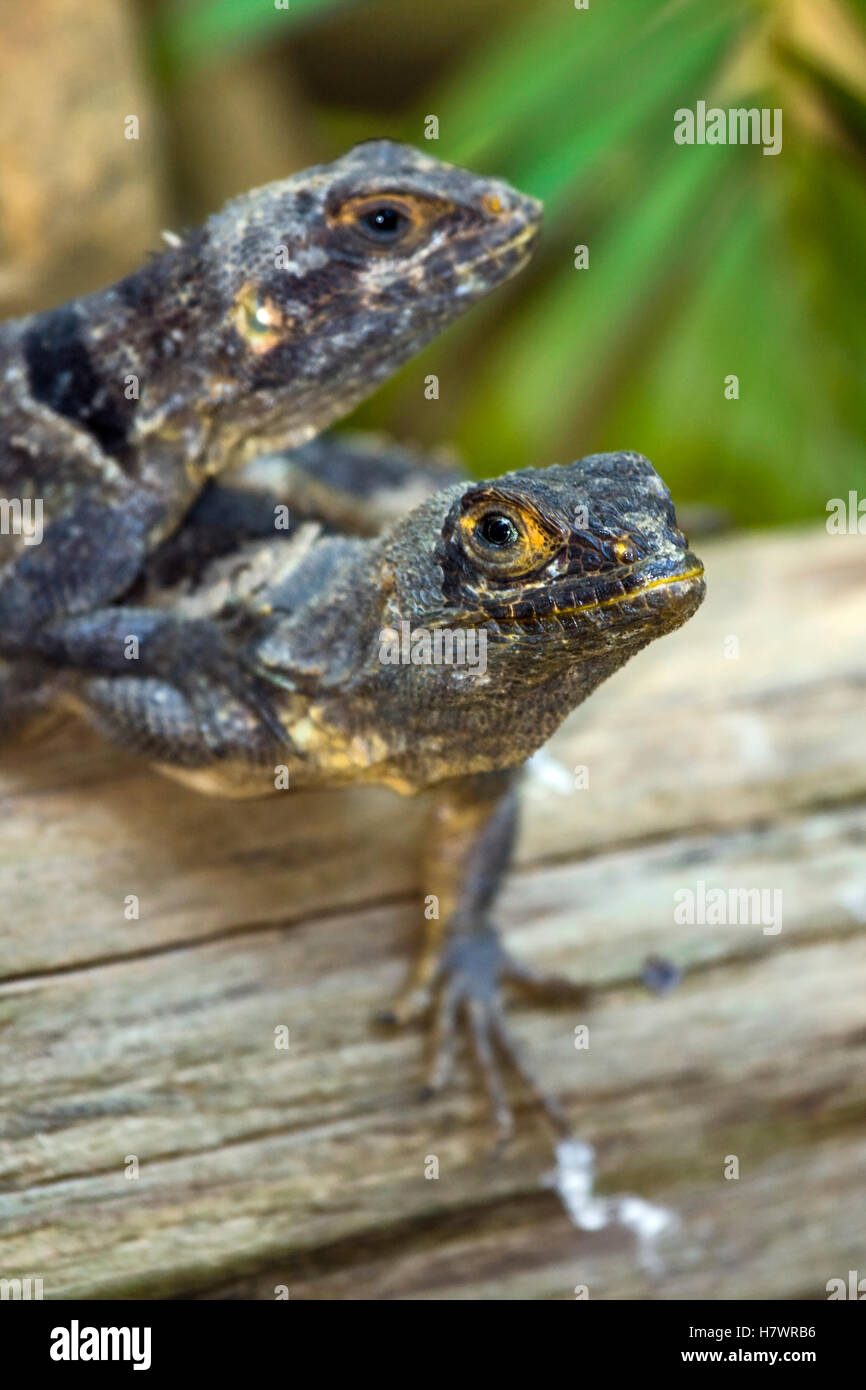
[[613, 539, 638, 564]]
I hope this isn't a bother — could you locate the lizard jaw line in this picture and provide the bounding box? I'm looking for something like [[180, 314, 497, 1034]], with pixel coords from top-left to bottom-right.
[[543, 564, 706, 620], [457, 220, 540, 282], [452, 564, 706, 628]]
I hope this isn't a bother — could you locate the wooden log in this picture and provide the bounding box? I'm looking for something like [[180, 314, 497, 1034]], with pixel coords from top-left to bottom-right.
[[0, 523, 864, 1299]]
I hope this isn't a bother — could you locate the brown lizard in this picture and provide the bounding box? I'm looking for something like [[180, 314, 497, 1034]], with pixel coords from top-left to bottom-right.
[[0, 140, 539, 731], [32, 441, 705, 1144]]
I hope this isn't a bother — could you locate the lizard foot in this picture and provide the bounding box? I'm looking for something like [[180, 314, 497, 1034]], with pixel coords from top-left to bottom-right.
[[381, 926, 589, 1149]]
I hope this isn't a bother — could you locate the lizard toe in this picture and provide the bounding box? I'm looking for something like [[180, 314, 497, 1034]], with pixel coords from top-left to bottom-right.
[[413, 927, 576, 1145]]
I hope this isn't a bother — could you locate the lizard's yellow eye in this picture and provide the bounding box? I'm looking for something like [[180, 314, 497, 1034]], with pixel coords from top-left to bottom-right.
[[355, 203, 411, 244], [458, 490, 564, 579], [476, 512, 519, 549], [230, 284, 288, 354], [328, 192, 454, 254]]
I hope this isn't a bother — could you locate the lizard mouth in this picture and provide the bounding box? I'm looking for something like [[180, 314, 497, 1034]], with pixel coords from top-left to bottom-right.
[[457, 218, 542, 286], [452, 559, 706, 631], [538, 562, 705, 621]]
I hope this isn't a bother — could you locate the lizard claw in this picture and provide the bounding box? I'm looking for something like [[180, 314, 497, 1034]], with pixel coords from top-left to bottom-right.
[[388, 926, 585, 1147]]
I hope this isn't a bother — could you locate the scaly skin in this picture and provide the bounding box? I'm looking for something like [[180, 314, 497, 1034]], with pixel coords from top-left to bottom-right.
[[0, 141, 539, 723], [43, 449, 705, 1144]]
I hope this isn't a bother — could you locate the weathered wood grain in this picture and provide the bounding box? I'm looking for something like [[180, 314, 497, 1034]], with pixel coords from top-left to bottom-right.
[[0, 524, 864, 1300]]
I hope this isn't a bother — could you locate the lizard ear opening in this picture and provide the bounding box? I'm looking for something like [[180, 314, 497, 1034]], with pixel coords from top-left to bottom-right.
[[229, 284, 291, 354]]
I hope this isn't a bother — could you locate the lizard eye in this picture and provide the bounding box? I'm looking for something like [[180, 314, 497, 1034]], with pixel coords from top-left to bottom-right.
[[328, 192, 453, 255], [476, 512, 519, 549], [457, 490, 565, 579], [356, 204, 410, 243]]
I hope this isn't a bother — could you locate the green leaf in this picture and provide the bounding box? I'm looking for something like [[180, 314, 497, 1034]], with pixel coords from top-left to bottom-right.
[[158, 0, 356, 72]]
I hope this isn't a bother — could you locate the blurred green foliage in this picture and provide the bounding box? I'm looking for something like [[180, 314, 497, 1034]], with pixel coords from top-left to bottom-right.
[[157, 0, 866, 525], [156, 0, 352, 70]]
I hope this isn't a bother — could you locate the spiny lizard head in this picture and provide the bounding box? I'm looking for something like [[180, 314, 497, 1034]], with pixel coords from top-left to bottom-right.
[[191, 140, 540, 463], [346, 451, 706, 787], [435, 452, 703, 647], [382, 450, 704, 696]]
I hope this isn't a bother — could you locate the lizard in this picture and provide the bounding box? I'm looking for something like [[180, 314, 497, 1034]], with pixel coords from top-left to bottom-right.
[[0, 139, 540, 732], [26, 443, 705, 1145]]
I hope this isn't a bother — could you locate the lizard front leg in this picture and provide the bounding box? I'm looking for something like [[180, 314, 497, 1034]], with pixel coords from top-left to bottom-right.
[[0, 487, 164, 650], [381, 769, 589, 1147], [27, 605, 288, 749]]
